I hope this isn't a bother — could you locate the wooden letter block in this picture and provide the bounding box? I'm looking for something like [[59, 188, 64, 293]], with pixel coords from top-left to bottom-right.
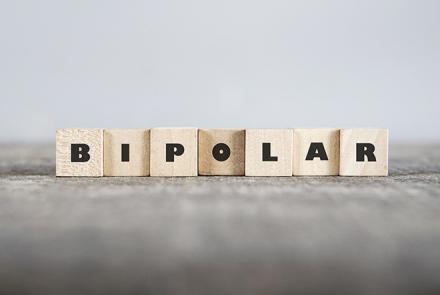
[[339, 129, 389, 176], [293, 129, 340, 176], [150, 128, 198, 176], [103, 129, 150, 176], [245, 129, 293, 176], [56, 129, 103, 177], [199, 129, 245, 176]]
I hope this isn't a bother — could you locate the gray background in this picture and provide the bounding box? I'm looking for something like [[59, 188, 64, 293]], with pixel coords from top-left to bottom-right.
[[1, 0, 439, 142]]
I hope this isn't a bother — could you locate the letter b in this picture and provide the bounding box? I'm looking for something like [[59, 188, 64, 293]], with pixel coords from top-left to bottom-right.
[[71, 144, 90, 162]]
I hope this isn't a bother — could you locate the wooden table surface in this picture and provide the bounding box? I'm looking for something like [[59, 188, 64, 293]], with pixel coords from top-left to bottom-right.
[[0, 144, 439, 295]]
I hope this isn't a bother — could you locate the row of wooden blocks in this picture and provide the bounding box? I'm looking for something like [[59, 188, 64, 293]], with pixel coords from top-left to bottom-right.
[[56, 128, 389, 177]]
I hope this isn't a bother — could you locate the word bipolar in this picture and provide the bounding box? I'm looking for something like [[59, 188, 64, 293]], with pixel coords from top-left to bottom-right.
[[56, 128, 389, 177]]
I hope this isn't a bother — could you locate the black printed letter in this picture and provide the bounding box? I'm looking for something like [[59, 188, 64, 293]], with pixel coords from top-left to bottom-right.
[[305, 142, 328, 161], [71, 144, 90, 162], [262, 143, 278, 161], [212, 143, 230, 161], [166, 143, 184, 162], [121, 144, 130, 162], [356, 143, 376, 162]]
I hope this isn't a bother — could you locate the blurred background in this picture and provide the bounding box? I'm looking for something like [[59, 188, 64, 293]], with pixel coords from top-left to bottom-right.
[[1, 0, 439, 143]]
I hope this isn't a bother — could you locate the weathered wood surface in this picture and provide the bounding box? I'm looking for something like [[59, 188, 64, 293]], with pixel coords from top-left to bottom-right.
[[0, 143, 439, 295]]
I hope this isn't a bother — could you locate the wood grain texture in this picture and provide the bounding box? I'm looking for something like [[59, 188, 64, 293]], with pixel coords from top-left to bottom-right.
[[340, 128, 389, 176], [245, 129, 293, 176], [150, 128, 198, 176], [293, 129, 340, 176], [198, 129, 245, 176], [56, 129, 103, 177], [103, 129, 150, 176]]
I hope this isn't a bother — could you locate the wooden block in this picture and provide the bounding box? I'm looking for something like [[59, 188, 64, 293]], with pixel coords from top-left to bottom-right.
[[56, 129, 103, 177], [293, 129, 340, 176], [339, 129, 389, 176], [245, 129, 293, 176], [199, 129, 245, 176], [103, 129, 150, 176], [150, 128, 198, 176]]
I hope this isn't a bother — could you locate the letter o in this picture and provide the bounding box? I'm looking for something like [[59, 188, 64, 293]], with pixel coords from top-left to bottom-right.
[[212, 143, 231, 162]]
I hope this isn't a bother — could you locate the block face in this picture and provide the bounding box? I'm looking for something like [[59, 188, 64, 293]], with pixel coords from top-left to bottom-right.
[[293, 129, 340, 176], [150, 128, 198, 176], [245, 129, 293, 176], [339, 129, 389, 176], [199, 129, 245, 176], [56, 129, 103, 177], [103, 129, 150, 176]]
